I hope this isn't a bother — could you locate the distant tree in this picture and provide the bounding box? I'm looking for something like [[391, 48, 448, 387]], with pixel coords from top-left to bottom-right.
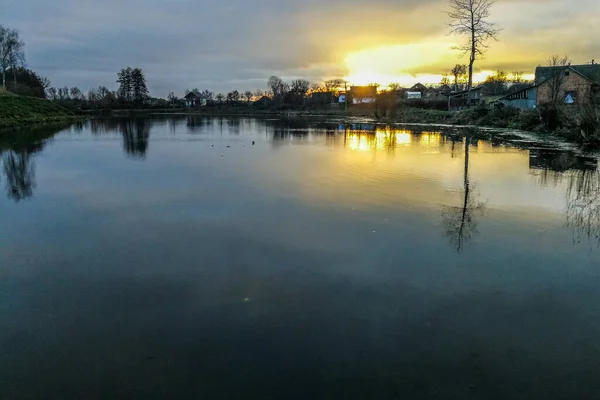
[[201, 89, 214, 102], [244, 90, 253, 102], [451, 64, 467, 91], [254, 89, 264, 98], [440, 75, 451, 86], [226, 90, 240, 104], [117, 67, 133, 103], [70, 87, 84, 101], [216, 93, 225, 103], [267, 76, 290, 101], [46, 87, 57, 100], [291, 79, 310, 96], [168, 92, 177, 105], [310, 83, 324, 93], [0, 26, 25, 88], [131, 68, 149, 105], [324, 79, 344, 95], [483, 70, 509, 95], [511, 71, 524, 84], [448, 0, 500, 91], [88, 88, 98, 103], [388, 82, 402, 92]]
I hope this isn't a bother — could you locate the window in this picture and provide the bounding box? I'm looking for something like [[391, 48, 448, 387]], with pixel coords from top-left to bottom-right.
[[565, 91, 576, 104]]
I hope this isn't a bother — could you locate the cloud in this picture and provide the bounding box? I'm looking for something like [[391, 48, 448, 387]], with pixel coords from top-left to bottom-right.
[[4, 0, 599, 96]]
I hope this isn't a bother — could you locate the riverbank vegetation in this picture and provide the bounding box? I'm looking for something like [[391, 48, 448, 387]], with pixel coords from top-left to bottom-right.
[[0, 92, 81, 129]]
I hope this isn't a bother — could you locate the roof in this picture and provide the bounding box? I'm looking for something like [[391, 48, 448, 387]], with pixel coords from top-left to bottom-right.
[[496, 85, 535, 101], [185, 90, 202, 98], [410, 83, 427, 92], [535, 64, 600, 85]]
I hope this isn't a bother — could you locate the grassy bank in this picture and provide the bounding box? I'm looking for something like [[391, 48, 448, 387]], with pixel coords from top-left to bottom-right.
[[0, 91, 84, 129]]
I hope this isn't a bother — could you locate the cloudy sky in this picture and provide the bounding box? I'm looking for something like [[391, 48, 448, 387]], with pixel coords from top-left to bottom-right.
[[4, 0, 600, 97]]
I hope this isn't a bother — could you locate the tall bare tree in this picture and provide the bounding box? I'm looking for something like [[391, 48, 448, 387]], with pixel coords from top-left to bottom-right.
[[546, 55, 571, 106], [0, 26, 25, 89], [244, 90, 253, 102], [448, 0, 500, 91]]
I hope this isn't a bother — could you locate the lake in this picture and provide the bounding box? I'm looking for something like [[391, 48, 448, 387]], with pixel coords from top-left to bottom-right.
[[1, 117, 600, 399]]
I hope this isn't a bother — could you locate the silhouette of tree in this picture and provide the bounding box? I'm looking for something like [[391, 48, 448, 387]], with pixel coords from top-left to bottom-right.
[[0, 25, 25, 88], [131, 68, 149, 105], [441, 133, 485, 252], [448, 0, 500, 90], [451, 64, 467, 91]]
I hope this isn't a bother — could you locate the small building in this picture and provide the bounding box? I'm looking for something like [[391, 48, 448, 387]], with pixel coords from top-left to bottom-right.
[[253, 95, 274, 108], [184, 91, 205, 107], [535, 63, 600, 106], [349, 86, 378, 104], [498, 86, 538, 109], [448, 85, 490, 111]]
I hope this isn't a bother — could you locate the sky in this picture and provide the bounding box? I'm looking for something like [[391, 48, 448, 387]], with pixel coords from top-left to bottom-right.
[[4, 0, 600, 97]]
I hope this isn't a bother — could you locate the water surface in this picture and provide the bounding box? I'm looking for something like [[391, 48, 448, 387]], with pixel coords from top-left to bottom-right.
[[1, 117, 600, 399]]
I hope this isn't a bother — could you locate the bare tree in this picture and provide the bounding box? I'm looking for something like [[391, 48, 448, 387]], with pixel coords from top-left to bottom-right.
[[267, 76, 289, 100], [216, 93, 225, 103], [546, 55, 571, 106], [324, 79, 344, 95], [448, 0, 500, 91], [388, 82, 402, 92], [244, 90, 253, 102], [201, 90, 214, 102], [254, 89, 264, 99], [0, 26, 25, 89], [451, 64, 467, 91]]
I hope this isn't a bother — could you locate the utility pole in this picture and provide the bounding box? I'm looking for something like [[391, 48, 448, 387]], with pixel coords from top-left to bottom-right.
[[344, 80, 348, 111]]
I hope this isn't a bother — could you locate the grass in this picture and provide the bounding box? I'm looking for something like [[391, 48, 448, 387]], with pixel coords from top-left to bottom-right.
[[0, 93, 83, 129]]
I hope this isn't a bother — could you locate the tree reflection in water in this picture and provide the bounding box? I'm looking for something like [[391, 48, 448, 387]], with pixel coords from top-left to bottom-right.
[[2, 149, 36, 201], [566, 169, 600, 246], [529, 148, 600, 246], [441, 134, 485, 253], [120, 119, 150, 159], [1, 128, 54, 202]]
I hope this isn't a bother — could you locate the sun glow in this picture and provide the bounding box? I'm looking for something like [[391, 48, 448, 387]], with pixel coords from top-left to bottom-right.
[[344, 43, 534, 89]]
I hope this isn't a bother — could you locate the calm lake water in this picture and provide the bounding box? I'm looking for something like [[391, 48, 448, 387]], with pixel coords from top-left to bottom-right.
[[1, 117, 600, 399]]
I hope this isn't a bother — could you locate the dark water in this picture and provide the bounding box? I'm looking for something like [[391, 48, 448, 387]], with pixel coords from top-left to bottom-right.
[[1, 117, 600, 399]]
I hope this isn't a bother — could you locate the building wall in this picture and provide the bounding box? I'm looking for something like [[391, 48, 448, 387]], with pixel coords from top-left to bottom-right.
[[500, 87, 537, 109], [537, 72, 592, 106]]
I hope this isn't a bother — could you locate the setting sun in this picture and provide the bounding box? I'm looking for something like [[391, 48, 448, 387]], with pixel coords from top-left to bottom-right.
[[343, 43, 534, 89]]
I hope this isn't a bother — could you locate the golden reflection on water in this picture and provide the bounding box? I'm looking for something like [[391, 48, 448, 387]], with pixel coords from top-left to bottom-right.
[[347, 128, 440, 152]]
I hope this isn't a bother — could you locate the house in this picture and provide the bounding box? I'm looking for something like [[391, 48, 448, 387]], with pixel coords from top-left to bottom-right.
[[409, 83, 427, 94], [349, 86, 378, 104], [423, 84, 452, 99], [448, 85, 491, 111], [253, 95, 274, 108], [498, 62, 600, 109], [498, 86, 538, 109], [184, 91, 205, 107], [534, 63, 600, 106]]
